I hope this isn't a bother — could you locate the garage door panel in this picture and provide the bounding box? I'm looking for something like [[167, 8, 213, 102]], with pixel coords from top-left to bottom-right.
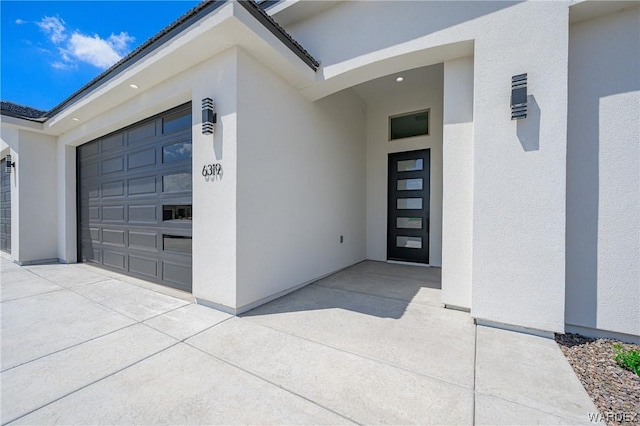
[[101, 181, 125, 198], [80, 227, 100, 243], [163, 261, 192, 290], [86, 184, 100, 200], [78, 103, 192, 292], [88, 206, 100, 220], [128, 121, 156, 144], [129, 255, 158, 279], [103, 250, 126, 270], [102, 134, 124, 152], [81, 245, 101, 263], [128, 176, 157, 196], [102, 206, 125, 222], [102, 157, 125, 175], [82, 162, 100, 179], [79, 142, 99, 158], [102, 229, 126, 246], [129, 231, 158, 251], [128, 147, 157, 170], [128, 205, 157, 223]]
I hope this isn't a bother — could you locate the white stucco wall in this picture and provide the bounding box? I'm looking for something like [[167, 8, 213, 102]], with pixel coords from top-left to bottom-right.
[[57, 142, 76, 263], [566, 7, 640, 338], [51, 47, 240, 307], [0, 127, 58, 263], [441, 57, 474, 309], [191, 48, 240, 309], [470, 5, 569, 333], [288, 1, 570, 332], [364, 65, 443, 266], [236, 48, 366, 310]]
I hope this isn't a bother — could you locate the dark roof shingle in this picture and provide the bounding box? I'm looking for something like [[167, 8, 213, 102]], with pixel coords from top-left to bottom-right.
[[0, 101, 47, 121]]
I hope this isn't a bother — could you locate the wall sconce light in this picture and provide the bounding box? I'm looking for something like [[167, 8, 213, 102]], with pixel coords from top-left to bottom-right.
[[511, 73, 528, 120], [4, 155, 15, 174], [202, 98, 216, 135]]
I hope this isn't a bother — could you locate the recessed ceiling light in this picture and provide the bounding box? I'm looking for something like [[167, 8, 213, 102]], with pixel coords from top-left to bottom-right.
[[129, 84, 139, 89], [395, 77, 404, 83], [72, 117, 80, 122]]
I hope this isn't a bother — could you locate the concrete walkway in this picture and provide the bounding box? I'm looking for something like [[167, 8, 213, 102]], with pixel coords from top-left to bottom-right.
[[1, 255, 597, 425]]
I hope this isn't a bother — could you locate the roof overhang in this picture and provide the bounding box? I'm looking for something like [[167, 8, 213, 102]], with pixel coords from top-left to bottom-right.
[[0, 114, 46, 133], [266, 0, 341, 26], [569, 0, 637, 23], [44, 1, 318, 136], [302, 40, 474, 101]]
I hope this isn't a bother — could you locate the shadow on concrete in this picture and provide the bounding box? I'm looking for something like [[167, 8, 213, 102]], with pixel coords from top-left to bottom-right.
[[242, 261, 441, 320]]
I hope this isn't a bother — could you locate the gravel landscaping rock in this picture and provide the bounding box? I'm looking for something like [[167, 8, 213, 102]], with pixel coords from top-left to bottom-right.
[[556, 333, 640, 425]]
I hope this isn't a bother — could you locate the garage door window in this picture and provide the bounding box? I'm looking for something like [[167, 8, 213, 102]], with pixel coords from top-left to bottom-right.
[[163, 141, 192, 163], [163, 235, 192, 254], [162, 110, 191, 134], [163, 205, 192, 221], [162, 173, 192, 192]]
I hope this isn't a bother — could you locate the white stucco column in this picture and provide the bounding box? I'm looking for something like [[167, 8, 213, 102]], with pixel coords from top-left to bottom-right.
[[57, 141, 77, 263], [191, 48, 240, 312], [470, 4, 569, 333], [441, 57, 474, 310], [11, 130, 58, 264]]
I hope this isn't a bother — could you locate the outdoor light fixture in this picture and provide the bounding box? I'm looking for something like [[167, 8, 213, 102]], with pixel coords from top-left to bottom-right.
[[4, 155, 15, 174], [511, 73, 528, 120], [396, 77, 404, 82], [129, 84, 139, 89], [72, 117, 80, 122], [202, 97, 216, 135]]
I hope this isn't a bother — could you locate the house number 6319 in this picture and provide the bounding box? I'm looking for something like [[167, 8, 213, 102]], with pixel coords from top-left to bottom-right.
[[202, 163, 222, 177]]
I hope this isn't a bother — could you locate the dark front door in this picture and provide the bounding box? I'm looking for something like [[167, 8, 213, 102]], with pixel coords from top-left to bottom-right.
[[387, 149, 430, 264]]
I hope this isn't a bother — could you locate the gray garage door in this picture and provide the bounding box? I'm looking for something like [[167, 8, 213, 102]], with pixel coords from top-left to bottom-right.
[[1, 158, 10, 253], [78, 103, 193, 292]]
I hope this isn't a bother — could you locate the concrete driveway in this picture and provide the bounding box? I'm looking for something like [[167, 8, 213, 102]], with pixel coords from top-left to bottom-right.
[[1, 255, 597, 425]]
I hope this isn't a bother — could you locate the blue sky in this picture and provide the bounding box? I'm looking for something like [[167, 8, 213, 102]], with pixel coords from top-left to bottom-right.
[[1, 1, 201, 111]]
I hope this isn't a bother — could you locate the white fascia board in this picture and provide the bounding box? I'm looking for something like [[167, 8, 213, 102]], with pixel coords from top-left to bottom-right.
[[265, 0, 299, 16], [0, 115, 46, 133], [232, 1, 317, 89], [45, 1, 316, 138]]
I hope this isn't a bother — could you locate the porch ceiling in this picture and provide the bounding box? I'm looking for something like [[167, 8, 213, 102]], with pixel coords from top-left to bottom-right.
[[351, 63, 443, 105]]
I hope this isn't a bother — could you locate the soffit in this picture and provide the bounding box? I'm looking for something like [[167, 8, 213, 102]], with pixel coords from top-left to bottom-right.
[[569, 0, 636, 23], [45, 1, 317, 136]]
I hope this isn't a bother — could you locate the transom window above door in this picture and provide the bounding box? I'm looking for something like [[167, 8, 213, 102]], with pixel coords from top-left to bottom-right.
[[389, 109, 429, 141]]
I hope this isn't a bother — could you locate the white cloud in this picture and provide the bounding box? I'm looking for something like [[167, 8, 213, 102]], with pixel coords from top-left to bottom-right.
[[51, 61, 75, 70], [108, 32, 134, 52], [33, 15, 135, 70], [63, 31, 134, 69], [15, 18, 26, 25], [36, 16, 67, 44]]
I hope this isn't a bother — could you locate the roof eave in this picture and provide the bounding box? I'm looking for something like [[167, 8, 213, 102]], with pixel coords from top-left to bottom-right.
[[44, 0, 318, 123]]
